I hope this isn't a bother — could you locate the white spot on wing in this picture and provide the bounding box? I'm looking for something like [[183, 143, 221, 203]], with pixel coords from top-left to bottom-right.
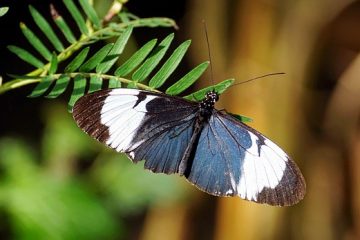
[[100, 89, 157, 152], [225, 189, 233, 196], [107, 88, 145, 96], [101, 100, 136, 124], [264, 139, 288, 161], [129, 151, 135, 158], [237, 132, 287, 201]]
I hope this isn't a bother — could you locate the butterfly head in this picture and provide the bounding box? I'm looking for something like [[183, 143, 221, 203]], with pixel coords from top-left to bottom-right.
[[205, 90, 219, 103], [199, 90, 219, 117]]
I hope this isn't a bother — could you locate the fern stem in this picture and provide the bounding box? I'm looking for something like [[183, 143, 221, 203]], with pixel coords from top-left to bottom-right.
[[0, 79, 39, 94], [101, 74, 160, 92], [0, 72, 161, 95]]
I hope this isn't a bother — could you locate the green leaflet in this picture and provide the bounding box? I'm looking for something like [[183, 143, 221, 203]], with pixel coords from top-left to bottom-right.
[[0, 7, 9, 17], [149, 40, 191, 89], [79, 0, 101, 29], [49, 53, 58, 75], [115, 38, 157, 77], [46, 75, 70, 98], [29, 5, 64, 52], [20, 22, 52, 61], [68, 74, 87, 112], [96, 26, 133, 74], [7, 45, 44, 68], [184, 79, 235, 101], [65, 47, 90, 73], [28, 76, 53, 98], [52, 5, 76, 44], [88, 75, 102, 93], [79, 44, 113, 72], [63, 0, 88, 35], [132, 33, 174, 82], [108, 77, 121, 89], [166, 61, 209, 95]]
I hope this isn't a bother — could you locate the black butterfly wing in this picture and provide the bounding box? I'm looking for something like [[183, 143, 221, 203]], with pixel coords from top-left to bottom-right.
[[73, 88, 199, 174], [185, 110, 306, 206]]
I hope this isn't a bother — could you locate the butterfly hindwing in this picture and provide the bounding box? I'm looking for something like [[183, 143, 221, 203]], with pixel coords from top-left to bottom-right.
[[186, 110, 305, 206]]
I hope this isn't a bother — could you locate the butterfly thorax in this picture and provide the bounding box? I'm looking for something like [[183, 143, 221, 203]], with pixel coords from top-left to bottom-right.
[[199, 90, 219, 118]]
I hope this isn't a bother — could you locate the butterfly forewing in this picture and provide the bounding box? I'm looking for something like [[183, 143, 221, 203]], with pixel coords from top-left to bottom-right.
[[73, 88, 306, 206], [73, 89, 199, 170]]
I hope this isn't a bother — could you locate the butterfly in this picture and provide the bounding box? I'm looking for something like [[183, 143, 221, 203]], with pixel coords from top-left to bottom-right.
[[72, 88, 306, 206]]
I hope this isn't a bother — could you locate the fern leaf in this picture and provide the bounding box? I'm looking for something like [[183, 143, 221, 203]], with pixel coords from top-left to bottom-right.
[[49, 53, 58, 74], [46, 74, 70, 98], [115, 38, 157, 77], [0, 7, 9, 17], [28, 76, 53, 97], [7, 45, 44, 68], [96, 26, 133, 74], [29, 5, 64, 52], [108, 77, 121, 89], [65, 47, 90, 72], [88, 75, 102, 93], [79, 44, 114, 72], [132, 33, 174, 82], [63, 0, 88, 35], [68, 74, 86, 111], [79, 0, 101, 29], [149, 40, 191, 88], [51, 4, 76, 44], [166, 61, 209, 95], [20, 22, 52, 61]]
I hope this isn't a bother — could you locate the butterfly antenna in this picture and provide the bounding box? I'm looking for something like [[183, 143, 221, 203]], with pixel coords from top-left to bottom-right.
[[202, 20, 215, 88], [230, 72, 285, 88]]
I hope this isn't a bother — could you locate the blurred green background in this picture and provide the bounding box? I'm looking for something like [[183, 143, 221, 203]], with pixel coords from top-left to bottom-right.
[[1, 0, 360, 239]]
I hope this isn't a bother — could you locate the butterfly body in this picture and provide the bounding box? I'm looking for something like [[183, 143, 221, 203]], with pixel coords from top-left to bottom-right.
[[73, 88, 305, 206], [178, 90, 218, 176]]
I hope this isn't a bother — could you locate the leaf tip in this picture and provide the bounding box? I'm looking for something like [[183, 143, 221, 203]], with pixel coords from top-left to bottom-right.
[[50, 4, 60, 19], [0, 7, 9, 17], [19, 22, 26, 29]]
